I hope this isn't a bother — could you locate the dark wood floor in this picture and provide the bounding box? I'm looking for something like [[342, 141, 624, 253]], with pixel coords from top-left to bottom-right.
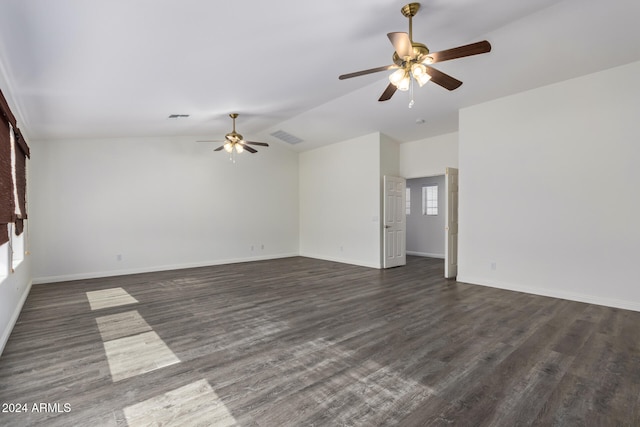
[[1, 256, 639, 426]]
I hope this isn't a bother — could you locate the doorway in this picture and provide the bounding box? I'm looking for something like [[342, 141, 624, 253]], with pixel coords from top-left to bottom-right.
[[405, 175, 446, 258], [405, 168, 458, 279]]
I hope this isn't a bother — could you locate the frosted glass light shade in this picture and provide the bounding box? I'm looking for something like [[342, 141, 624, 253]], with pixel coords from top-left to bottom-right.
[[416, 73, 432, 87], [397, 76, 410, 91], [389, 68, 407, 86]]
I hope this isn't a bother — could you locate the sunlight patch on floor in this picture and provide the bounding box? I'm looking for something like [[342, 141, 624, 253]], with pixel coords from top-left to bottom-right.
[[123, 379, 237, 427], [86, 287, 138, 310], [102, 331, 180, 382], [95, 310, 152, 341]]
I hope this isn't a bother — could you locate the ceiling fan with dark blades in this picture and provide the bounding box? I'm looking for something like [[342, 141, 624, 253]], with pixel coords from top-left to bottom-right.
[[197, 113, 269, 155], [339, 2, 491, 104]]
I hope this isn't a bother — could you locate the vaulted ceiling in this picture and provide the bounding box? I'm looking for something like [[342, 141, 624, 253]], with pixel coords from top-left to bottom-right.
[[0, 0, 639, 151]]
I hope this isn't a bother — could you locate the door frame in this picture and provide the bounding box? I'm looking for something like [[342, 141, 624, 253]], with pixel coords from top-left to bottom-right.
[[445, 167, 459, 278]]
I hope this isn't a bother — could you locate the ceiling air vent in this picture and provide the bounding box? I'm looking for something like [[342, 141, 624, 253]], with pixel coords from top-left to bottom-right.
[[270, 130, 303, 145], [168, 114, 190, 118]]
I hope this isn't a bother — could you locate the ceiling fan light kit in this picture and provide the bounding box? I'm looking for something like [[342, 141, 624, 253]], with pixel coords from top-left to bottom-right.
[[197, 113, 269, 162], [339, 2, 492, 107]]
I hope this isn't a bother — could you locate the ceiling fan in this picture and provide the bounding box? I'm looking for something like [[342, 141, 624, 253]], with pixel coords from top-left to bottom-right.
[[339, 2, 491, 105], [198, 113, 269, 155]]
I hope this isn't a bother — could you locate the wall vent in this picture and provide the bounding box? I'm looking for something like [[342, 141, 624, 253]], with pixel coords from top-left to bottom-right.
[[270, 130, 304, 145]]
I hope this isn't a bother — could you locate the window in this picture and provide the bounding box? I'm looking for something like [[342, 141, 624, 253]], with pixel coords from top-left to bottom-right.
[[0, 87, 30, 279], [0, 240, 8, 280], [405, 188, 411, 215], [422, 185, 438, 216], [0, 223, 24, 277], [10, 223, 24, 269]]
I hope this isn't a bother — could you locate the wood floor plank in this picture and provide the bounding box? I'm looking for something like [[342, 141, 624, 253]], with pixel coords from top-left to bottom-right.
[[1, 256, 640, 426]]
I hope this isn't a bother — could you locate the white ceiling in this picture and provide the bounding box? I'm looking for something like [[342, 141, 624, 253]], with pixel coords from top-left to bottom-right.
[[0, 0, 639, 152]]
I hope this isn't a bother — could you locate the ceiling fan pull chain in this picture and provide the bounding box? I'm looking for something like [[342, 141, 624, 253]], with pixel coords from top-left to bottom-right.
[[408, 76, 415, 108]]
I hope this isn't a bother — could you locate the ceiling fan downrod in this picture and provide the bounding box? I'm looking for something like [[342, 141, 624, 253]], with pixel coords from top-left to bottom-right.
[[402, 3, 421, 42]]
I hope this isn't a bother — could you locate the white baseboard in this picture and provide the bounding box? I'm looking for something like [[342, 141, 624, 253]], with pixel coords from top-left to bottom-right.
[[457, 275, 640, 313], [298, 252, 381, 269], [0, 279, 32, 356], [406, 251, 445, 259], [32, 253, 299, 285]]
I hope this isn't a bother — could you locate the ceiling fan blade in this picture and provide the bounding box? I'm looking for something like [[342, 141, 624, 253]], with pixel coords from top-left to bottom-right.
[[339, 64, 398, 80], [425, 40, 491, 64], [425, 66, 463, 91], [242, 144, 258, 154], [245, 141, 269, 147], [239, 143, 258, 153], [387, 32, 413, 59], [378, 83, 398, 102], [213, 145, 225, 151]]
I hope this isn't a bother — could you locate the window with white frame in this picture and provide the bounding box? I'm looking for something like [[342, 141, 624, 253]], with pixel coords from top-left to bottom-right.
[[1, 88, 31, 281], [422, 185, 438, 216], [10, 224, 24, 269], [0, 241, 8, 280], [0, 224, 24, 278], [405, 187, 411, 215]]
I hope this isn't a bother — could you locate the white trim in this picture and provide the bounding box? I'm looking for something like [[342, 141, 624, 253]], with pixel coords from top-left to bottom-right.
[[406, 251, 445, 259], [0, 279, 32, 356], [32, 253, 299, 285], [457, 275, 640, 313]]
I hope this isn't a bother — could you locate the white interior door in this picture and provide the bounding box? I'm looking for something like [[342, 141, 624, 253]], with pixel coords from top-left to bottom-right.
[[445, 167, 459, 278], [383, 175, 406, 268]]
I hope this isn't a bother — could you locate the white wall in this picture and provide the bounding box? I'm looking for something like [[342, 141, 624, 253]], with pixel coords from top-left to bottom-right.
[[299, 132, 384, 268], [458, 60, 640, 311], [399, 132, 458, 178], [29, 136, 299, 283], [380, 133, 400, 179]]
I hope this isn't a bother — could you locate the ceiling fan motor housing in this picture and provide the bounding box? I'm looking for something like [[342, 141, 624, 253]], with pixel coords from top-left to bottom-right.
[[392, 42, 430, 66], [225, 131, 243, 142]]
